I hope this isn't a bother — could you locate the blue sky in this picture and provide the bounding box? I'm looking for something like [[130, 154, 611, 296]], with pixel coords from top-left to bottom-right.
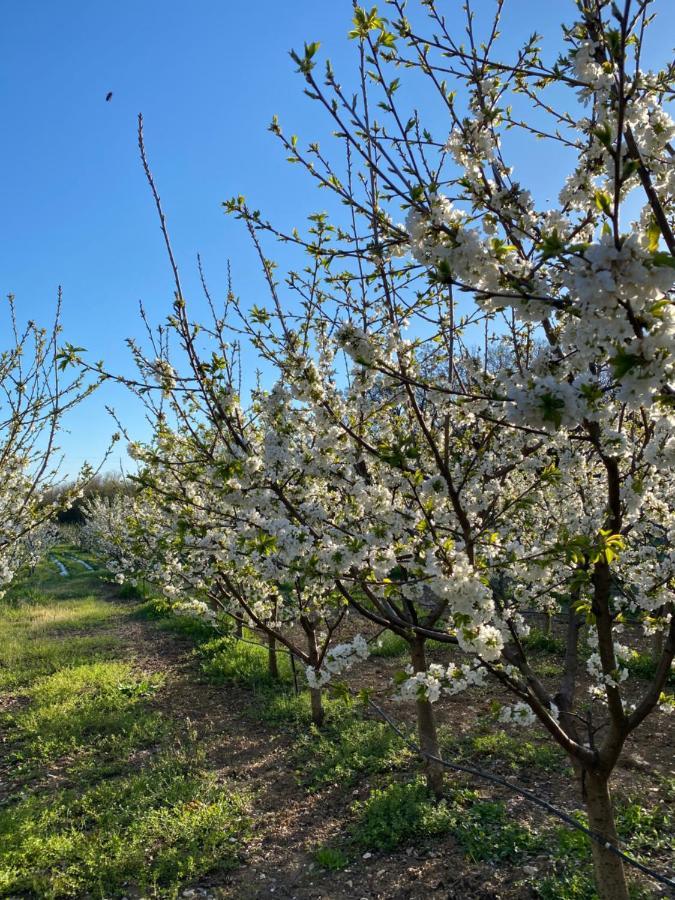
[[1, 1, 673, 476]]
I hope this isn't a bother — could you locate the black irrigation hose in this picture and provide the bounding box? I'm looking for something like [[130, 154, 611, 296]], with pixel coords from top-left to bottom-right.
[[366, 698, 675, 892]]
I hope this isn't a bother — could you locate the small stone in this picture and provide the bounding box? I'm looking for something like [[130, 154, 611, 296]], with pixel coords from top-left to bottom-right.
[[362, 852, 372, 859]]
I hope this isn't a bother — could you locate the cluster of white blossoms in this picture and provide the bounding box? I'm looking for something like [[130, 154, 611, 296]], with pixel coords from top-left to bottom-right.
[[305, 634, 369, 688], [571, 40, 614, 99], [173, 599, 219, 626], [396, 663, 448, 703], [498, 702, 538, 728], [335, 323, 379, 366], [0, 464, 59, 596], [396, 660, 487, 704]]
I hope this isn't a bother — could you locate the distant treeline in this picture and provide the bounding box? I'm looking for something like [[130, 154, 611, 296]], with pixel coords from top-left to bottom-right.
[[44, 474, 136, 525]]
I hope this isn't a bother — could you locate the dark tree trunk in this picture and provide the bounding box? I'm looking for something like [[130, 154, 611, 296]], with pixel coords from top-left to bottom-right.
[[267, 632, 279, 680], [309, 686, 325, 727], [410, 637, 444, 799], [582, 771, 629, 900]]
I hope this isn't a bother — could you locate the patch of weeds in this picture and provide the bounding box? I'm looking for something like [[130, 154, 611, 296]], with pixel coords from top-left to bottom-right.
[[447, 794, 545, 862], [539, 795, 672, 899], [297, 717, 412, 791], [350, 778, 454, 851], [351, 778, 545, 861], [369, 633, 448, 661], [616, 796, 673, 855], [537, 869, 597, 900], [370, 632, 409, 658], [0, 750, 251, 899], [625, 650, 675, 686], [252, 689, 350, 729], [464, 729, 566, 773], [133, 596, 172, 620], [197, 635, 292, 688], [522, 628, 565, 654], [0, 633, 120, 691], [533, 660, 564, 677], [313, 846, 349, 870], [115, 581, 151, 600], [9, 662, 166, 765], [160, 614, 222, 644]]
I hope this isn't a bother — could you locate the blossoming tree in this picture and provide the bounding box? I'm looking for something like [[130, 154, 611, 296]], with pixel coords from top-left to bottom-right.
[[221, 1, 674, 896], [0, 294, 96, 593]]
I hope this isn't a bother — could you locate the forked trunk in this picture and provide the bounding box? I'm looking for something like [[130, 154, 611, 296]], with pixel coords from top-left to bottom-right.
[[410, 637, 444, 799], [582, 771, 628, 900]]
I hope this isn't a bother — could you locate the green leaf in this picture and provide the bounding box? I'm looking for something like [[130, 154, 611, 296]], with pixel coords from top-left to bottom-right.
[[647, 220, 662, 253], [594, 190, 612, 216]]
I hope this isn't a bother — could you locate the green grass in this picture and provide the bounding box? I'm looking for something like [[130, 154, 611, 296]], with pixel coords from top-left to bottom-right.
[[625, 650, 675, 686], [313, 846, 349, 870], [446, 794, 545, 862], [0, 748, 250, 899], [0, 546, 251, 898], [197, 634, 294, 688], [9, 661, 166, 769], [349, 778, 544, 860], [521, 628, 565, 655], [440, 728, 568, 774], [296, 716, 413, 790], [370, 632, 409, 658], [370, 632, 450, 660], [350, 778, 455, 851]]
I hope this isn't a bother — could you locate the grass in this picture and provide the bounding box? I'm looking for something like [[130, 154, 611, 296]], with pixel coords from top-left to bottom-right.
[[370, 632, 450, 660], [537, 796, 672, 900], [349, 778, 543, 860], [370, 631, 409, 658], [0, 547, 251, 898], [521, 627, 565, 655], [0, 747, 250, 899], [9, 661, 166, 770], [439, 728, 568, 774], [625, 649, 675, 686], [350, 778, 455, 851], [197, 634, 294, 687], [296, 716, 413, 790], [313, 845, 350, 870]]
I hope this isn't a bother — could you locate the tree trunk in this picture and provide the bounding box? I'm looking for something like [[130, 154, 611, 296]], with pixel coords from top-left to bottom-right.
[[267, 632, 279, 680], [582, 771, 628, 900], [545, 611, 553, 636], [304, 624, 325, 727], [410, 637, 444, 799], [651, 608, 665, 665], [234, 617, 243, 639], [309, 686, 325, 727]]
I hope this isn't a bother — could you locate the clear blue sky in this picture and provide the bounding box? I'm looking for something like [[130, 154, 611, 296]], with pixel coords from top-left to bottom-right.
[[1, 1, 673, 477]]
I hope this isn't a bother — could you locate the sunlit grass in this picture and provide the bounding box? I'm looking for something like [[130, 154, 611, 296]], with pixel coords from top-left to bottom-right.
[[0, 749, 250, 899], [0, 546, 251, 897]]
